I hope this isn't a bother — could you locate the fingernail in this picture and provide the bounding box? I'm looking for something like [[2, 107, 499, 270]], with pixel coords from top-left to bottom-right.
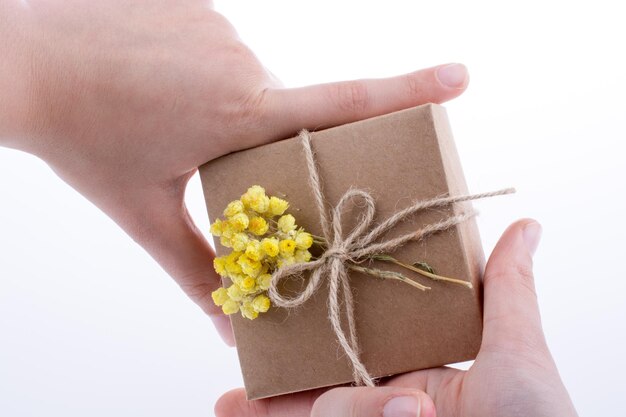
[[522, 221, 542, 256], [383, 396, 421, 417], [436, 63, 468, 89]]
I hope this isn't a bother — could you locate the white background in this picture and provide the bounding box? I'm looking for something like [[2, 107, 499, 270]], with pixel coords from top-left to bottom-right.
[[1, 1, 625, 416]]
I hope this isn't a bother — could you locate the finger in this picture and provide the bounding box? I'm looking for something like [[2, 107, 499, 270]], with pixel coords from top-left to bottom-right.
[[481, 219, 547, 355], [263, 63, 468, 139], [114, 181, 235, 347], [215, 386, 435, 417], [154, 203, 236, 347], [215, 387, 325, 417], [312, 386, 435, 417], [383, 366, 457, 400]]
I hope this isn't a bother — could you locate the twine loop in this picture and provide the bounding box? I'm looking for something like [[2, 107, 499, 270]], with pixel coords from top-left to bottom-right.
[[267, 129, 514, 387]]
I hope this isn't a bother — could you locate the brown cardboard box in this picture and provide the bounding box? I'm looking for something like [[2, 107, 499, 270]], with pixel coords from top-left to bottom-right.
[[199, 103, 484, 399]]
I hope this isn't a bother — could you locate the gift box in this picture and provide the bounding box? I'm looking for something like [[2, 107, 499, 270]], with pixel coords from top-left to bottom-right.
[[199, 103, 486, 399]]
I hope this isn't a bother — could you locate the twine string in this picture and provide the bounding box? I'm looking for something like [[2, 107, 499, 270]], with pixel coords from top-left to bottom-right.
[[268, 129, 515, 387]]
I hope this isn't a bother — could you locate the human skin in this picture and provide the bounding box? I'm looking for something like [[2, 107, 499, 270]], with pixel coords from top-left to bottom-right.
[[215, 220, 579, 417], [0, 0, 470, 345]]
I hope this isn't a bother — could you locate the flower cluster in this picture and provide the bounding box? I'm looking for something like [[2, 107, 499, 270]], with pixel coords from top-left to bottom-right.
[[210, 186, 314, 320]]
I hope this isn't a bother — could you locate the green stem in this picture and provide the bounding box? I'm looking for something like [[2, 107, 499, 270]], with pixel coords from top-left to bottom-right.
[[348, 265, 431, 291], [373, 255, 473, 289]]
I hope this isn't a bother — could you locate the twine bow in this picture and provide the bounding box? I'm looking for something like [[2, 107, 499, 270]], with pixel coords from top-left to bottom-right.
[[268, 130, 514, 386]]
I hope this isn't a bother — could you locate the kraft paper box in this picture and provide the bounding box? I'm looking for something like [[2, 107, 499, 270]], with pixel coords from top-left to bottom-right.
[[199, 103, 484, 400]]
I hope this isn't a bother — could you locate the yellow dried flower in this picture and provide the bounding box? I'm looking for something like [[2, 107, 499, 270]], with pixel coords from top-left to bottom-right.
[[295, 231, 314, 249], [245, 240, 264, 262], [257, 273, 272, 290], [250, 195, 270, 213], [277, 255, 295, 268], [220, 221, 235, 238], [211, 186, 317, 320], [225, 252, 243, 275], [219, 236, 232, 249], [252, 294, 271, 313], [277, 214, 296, 233], [295, 249, 312, 263], [238, 254, 262, 277], [279, 239, 297, 256], [242, 185, 270, 214], [211, 287, 229, 306], [222, 299, 240, 315], [231, 232, 249, 252], [210, 219, 224, 237], [226, 251, 242, 262], [223, 200, 245, 217], [213, 256, 227, 276], [229, 274, 244, 287], [269, 196, 289, 216], [240, 276, 257, 292], [260, 237, 280, 257], [241, 185, 265, 205], [248, 216, 269, 236], [240, 301, 259, 320], [227, 284, 244, 302], [229, 213, 249, 232]]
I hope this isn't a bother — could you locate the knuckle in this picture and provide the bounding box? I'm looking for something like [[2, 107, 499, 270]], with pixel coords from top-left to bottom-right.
[[405, 72, 426, 98], [222, 87, 270, 149], [237, 87, 270, 127], [214, 41, 271, 125], [330, 80, 370, 114], [487, 262, 537, 297], [514, 262, 535, 283], [513, 263, 538, 298], [480, 321, 549, 362], [225, 40, 256, 62]]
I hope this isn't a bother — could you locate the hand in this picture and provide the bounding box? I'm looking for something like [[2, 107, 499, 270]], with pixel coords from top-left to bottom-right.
[[0, 0, 469, 345], [215, 220, 579, 417]]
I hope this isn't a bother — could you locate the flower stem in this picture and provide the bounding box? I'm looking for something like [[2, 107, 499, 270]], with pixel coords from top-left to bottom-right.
[[311, 234, 327, 243], [372, 255, 473, 289], [348, 265, 431, 291]]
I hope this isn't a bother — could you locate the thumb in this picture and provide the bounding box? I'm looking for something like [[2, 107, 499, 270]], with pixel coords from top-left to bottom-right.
[[263, 63, 468, 139], [481, 219, 547, 354], [311, 387, 435, 417]]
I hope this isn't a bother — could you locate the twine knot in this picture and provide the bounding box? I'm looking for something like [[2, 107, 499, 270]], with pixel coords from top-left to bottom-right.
[[267, 130, 514, 387], [323, 246, 350, 262]]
